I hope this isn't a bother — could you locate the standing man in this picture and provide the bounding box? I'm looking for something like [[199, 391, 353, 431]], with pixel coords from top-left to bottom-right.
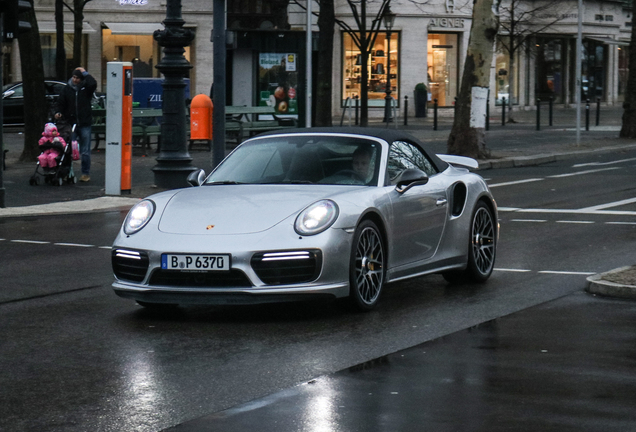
[[56, 67, 97, 182]]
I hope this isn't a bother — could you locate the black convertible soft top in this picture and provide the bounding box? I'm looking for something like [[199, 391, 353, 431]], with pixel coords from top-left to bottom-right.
[[258, 127, 449, 173]]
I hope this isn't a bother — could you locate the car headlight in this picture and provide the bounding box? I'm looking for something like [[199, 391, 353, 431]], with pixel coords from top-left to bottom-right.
[[295, 200, 339, 236], [124, 200, 155, 235]]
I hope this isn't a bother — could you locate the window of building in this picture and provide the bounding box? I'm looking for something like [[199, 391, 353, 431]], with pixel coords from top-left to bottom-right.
[[342, 31, 399, 107], [581, 39, 606, 101], [101, 28, 191, 88], [427, 33, 459, 107], [40, 33, 87, 79], [495, 39, 520, 105], [536, 38, 565, 103]]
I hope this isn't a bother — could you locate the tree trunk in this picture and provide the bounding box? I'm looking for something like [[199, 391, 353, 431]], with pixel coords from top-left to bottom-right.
[[620, 10, 636, 138], [55, 0, 66, 80], [18, 0, 48, 162], [72, 0, 83, 68], [315, 0, 335, 127], [447, 0, 500, 159]]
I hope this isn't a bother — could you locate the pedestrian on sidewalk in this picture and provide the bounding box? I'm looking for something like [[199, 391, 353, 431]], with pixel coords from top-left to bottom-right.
[[55, 67, 97, 182]]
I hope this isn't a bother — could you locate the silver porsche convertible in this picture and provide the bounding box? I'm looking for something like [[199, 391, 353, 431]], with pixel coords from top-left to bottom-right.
[[112, 128, 497, 311]]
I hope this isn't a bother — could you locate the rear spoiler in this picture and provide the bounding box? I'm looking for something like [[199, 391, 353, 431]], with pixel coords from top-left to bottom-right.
[[437, 154, 479, 170]]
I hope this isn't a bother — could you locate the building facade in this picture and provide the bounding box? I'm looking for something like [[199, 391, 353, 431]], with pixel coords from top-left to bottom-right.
[[7, 0, 631, 120]]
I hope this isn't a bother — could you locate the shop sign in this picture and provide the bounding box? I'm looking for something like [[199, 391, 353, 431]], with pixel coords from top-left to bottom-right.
[[428, 18, 465, 29], [118, 0, 148, 5]]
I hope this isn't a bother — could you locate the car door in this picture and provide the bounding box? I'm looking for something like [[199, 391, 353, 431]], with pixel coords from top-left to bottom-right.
[[387, 140, 448, 267], [2, 84, 24, 125]]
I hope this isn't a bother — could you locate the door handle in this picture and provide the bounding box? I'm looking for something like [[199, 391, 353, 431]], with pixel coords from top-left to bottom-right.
[[436, 198, 448, 206]]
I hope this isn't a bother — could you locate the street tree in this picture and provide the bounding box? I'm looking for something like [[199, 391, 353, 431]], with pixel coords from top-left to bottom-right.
[[620, 3, 636, 138], [55, 0, 66, 80], [447, 0, 501, 159], [315, 0, 336, 126], [17, 0, 48, 161], [498, 0, 571, 121]]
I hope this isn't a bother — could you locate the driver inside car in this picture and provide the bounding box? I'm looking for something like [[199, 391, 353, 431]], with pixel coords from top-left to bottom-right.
[[352, 145, 373, 183]]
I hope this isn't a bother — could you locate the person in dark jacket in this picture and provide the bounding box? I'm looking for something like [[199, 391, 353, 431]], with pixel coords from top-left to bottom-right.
[[55, 67, 97, 182]]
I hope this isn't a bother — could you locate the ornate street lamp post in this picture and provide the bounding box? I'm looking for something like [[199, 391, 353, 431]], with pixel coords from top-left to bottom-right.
[[152, 0, 197, 188], [382, 6, 396, 124]]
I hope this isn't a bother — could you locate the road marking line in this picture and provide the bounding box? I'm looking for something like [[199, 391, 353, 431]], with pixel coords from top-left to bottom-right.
[[494, 268, 532, 272], [54, 243, 95, 248], [548, 167, 620, 178], [488, 178, 544, 188], [573, 157, 636, 168], [580, 197, 636, 211], [11, 239, 50, 245], [99, 246, 112, 249], [498, 207, 636, 216], [556, 220, 595, 224], [539, 271, 596, 275], [510, 219, 547, 223], [606, 221, 636, 225]]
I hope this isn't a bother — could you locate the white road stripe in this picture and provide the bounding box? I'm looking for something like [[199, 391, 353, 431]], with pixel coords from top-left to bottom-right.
[[606, 221, 636, 225], [573, 157, 636, 168], [556, 220, 595, 224], [510, 219, 547, 223], [494, 268, 532, 273], [547, 167, 620, 178], [539, 271, 596, 275], [498, 207, 636, 216], [488, 178, 544, 188], [99, 246, 113, 249], [54, 243, 95, 248], [11, 239, 50, 245], [580, 197, 636, 211]]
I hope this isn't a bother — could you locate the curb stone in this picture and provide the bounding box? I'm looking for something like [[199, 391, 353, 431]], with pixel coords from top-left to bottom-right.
[[586, 267, 636, 300]]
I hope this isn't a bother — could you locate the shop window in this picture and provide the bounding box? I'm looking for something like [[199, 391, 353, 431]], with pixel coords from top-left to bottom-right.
[[342, 31, 399, 107], [40, 33, 87, 79], [101, 28, 185, 88], [536, 38, 565, 104], [427, 34, 458, 107], [495, 39, 520, 106]]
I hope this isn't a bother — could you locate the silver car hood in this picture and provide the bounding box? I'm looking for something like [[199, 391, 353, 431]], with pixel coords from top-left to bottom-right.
[[157, 184, 355, 235]]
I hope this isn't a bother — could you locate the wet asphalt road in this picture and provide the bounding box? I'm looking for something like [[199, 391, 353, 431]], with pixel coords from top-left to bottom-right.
[[0, 149, 635, 431]]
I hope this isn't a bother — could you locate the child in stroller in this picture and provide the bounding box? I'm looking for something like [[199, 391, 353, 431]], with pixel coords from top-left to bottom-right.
[[29, 120, 78, 186]]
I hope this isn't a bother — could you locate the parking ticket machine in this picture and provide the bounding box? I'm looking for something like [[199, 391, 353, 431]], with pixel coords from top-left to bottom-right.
[[105, 62, 133, 195]]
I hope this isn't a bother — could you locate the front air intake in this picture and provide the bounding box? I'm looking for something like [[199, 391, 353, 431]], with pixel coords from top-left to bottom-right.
[[251, 250, 322, 285]]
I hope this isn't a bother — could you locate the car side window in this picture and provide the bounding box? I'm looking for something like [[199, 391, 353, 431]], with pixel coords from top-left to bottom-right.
[[8, 85, 23, 98], [387, 141, 437, 182]]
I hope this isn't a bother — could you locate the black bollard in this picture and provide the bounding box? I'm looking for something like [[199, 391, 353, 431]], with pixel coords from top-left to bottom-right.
[[454, 97, 458, 118], [596, 97, 601, 126], [486, 92, 490, 131], [434, 99, 438, 131], [404, 95, 408, 126], [355, 96, 359, 126], [502, 97, 506, 126], [536, 99, 541, 131], [586, 99, 590, 131], [549, 96, 553, 126]]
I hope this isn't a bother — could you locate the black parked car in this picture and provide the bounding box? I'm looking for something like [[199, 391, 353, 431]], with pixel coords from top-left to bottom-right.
[[2, 80, 67, 125]]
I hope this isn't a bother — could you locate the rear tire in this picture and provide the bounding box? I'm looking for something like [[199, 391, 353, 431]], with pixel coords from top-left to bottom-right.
[[349, 220, 385, 311], [443, 201, 496, 284]]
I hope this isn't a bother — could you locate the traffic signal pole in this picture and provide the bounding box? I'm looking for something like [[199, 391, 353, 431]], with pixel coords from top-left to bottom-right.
[[0, 12, 5, 208]]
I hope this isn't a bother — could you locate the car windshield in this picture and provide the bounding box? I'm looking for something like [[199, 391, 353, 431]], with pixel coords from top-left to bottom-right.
[[206, 135, 382, 186]]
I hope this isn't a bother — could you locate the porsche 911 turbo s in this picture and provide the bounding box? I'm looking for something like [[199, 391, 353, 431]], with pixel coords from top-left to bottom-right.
[[112, 128, 497, 311]]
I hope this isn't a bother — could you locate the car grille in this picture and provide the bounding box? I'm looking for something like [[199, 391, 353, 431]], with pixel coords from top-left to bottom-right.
[[251, 250, 322, 285], [112, 249, 149, 283], [148, 269, 253, 288]]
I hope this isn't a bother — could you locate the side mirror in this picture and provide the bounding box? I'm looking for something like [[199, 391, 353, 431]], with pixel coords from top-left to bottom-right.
[[394, 168, 429, 194], [187, 169, 206, 187], [3, 90, 15, 99]]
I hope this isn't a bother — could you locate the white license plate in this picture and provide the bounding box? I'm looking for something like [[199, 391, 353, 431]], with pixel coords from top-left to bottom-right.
[[161, 254, 230, 271]]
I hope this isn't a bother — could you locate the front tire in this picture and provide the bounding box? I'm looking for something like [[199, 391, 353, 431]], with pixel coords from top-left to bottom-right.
[[444, 201, 496, 283], [349, 220, 386, 311]]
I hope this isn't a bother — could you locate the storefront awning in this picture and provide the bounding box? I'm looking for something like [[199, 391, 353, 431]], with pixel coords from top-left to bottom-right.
[[38, 21, 96, 34], [103, 22, 163, 35], [586, 36, 630, 46]]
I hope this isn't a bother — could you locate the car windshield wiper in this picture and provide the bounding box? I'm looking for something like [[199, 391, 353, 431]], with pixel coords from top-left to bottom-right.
[[206, 180, 243, 185]]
